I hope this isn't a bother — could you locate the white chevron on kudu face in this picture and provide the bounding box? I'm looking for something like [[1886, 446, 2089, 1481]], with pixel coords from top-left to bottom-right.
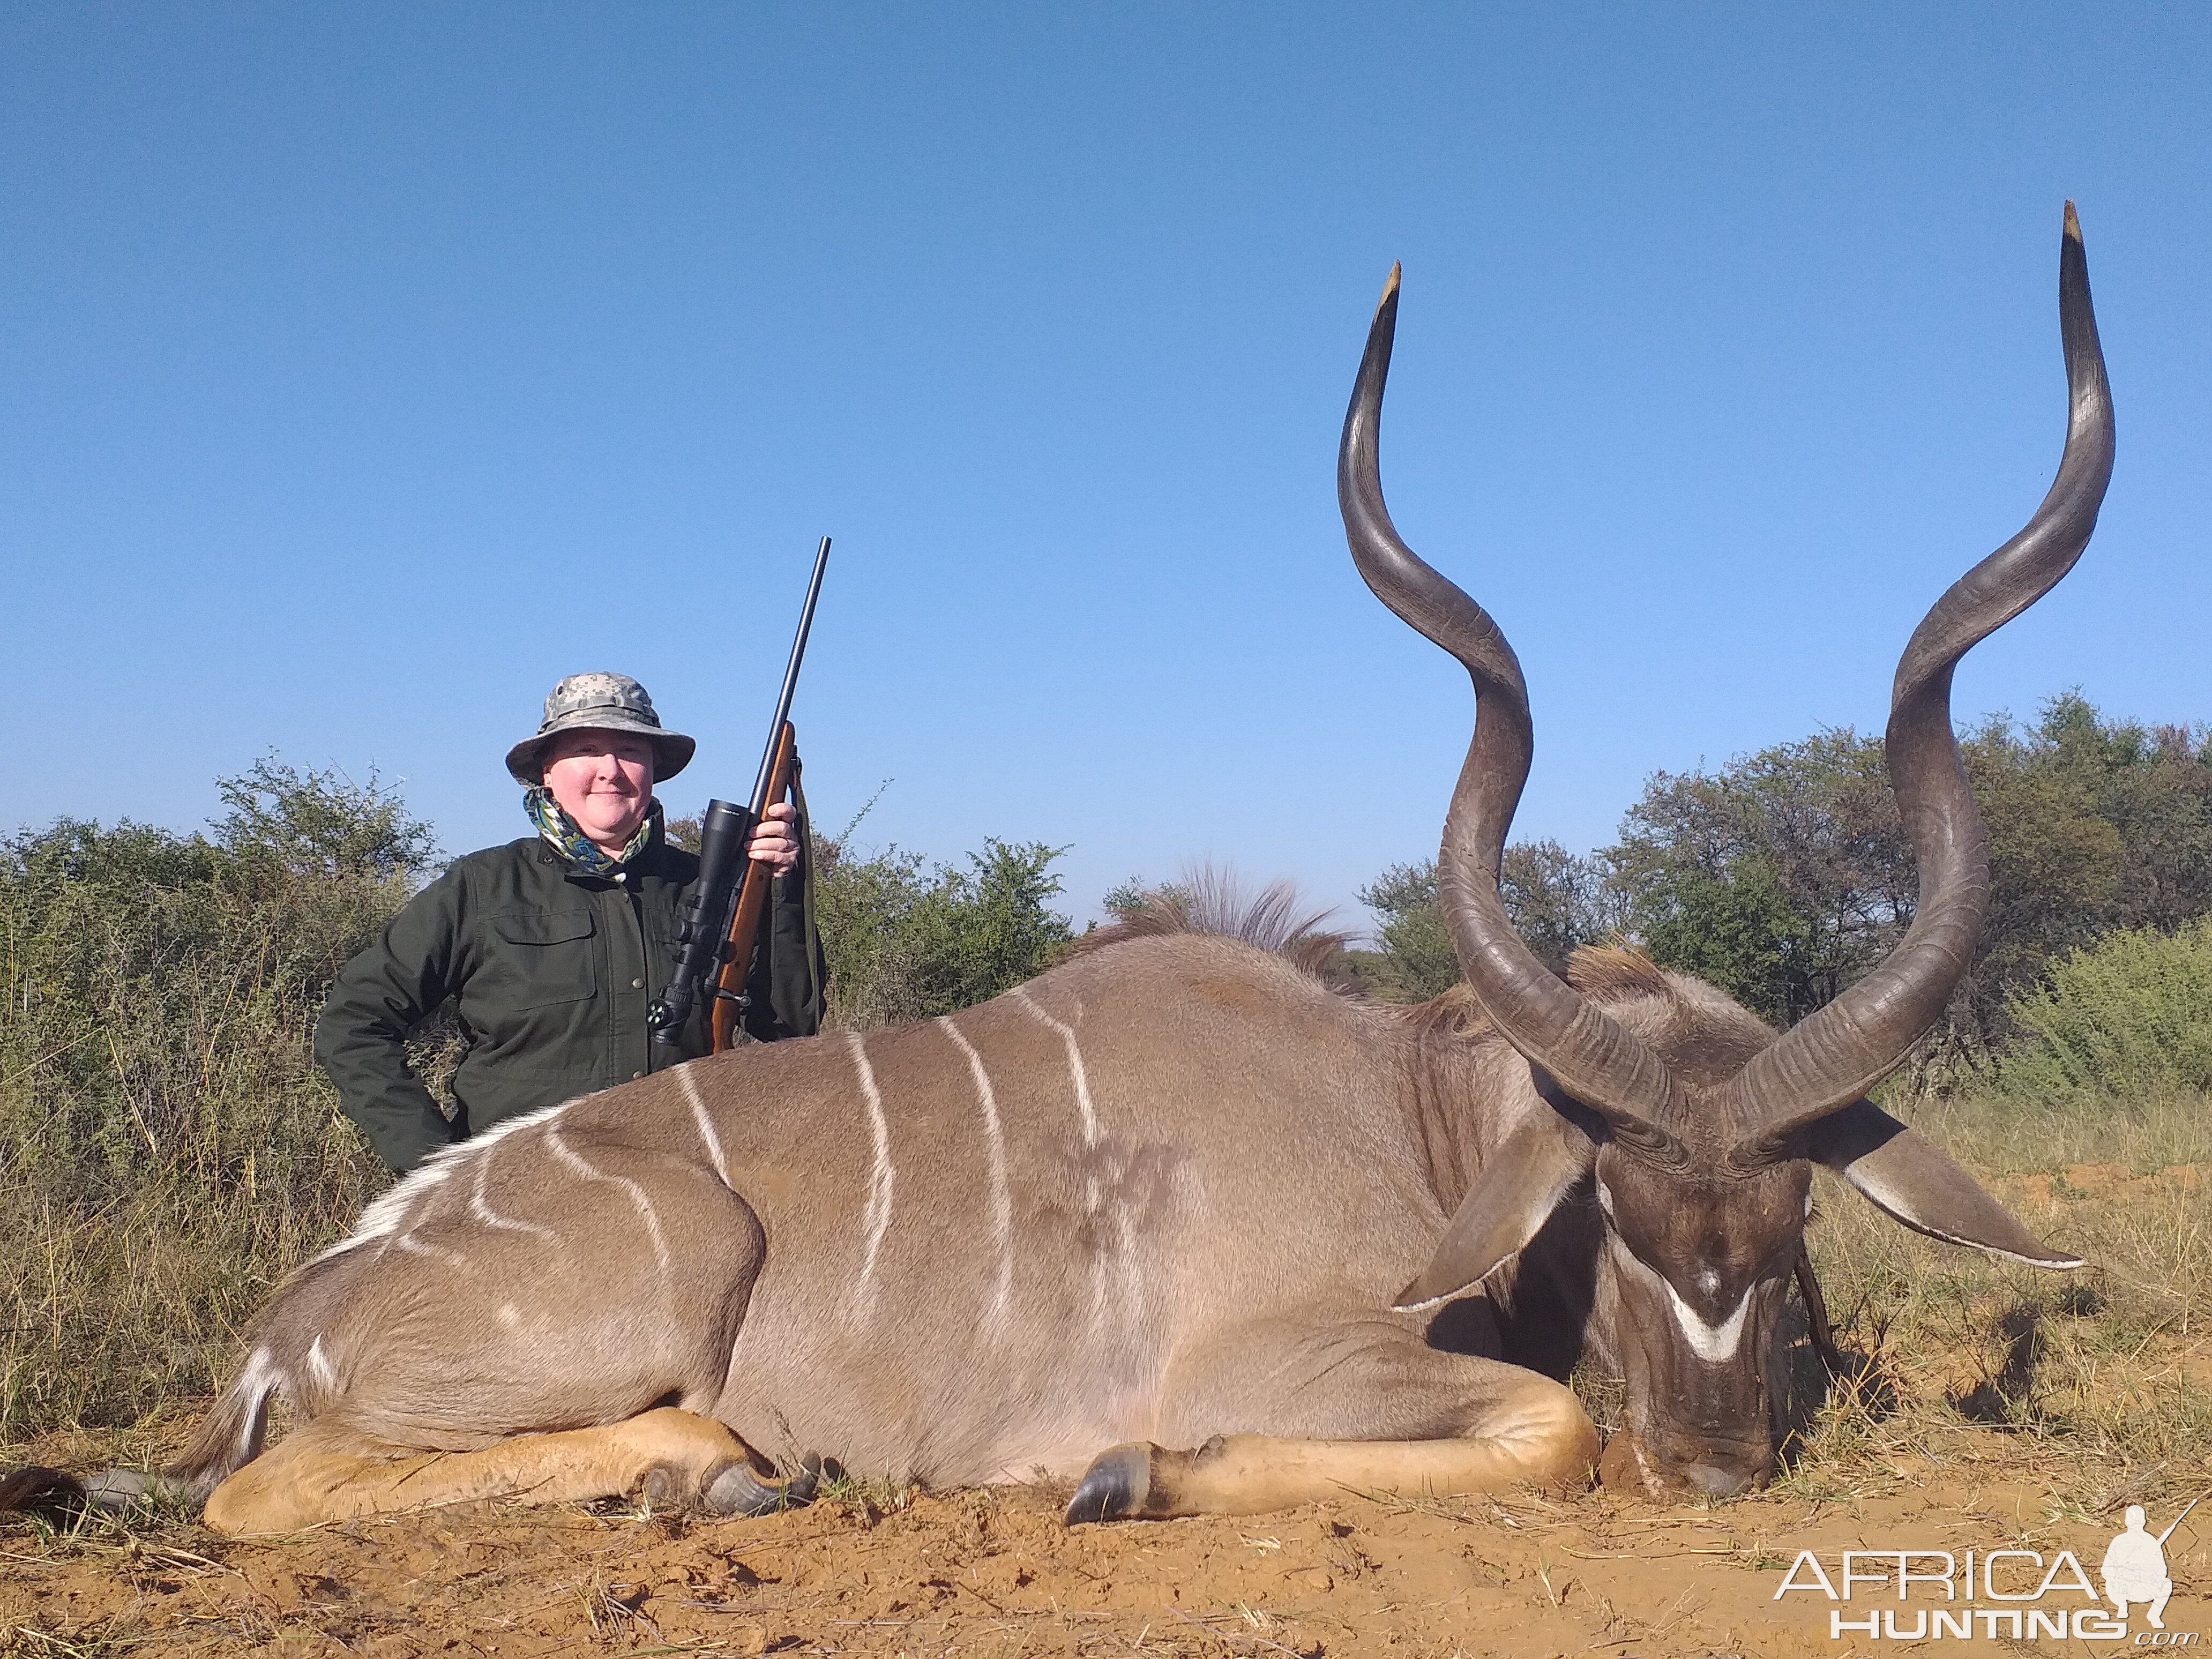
[[1663, 1279, 1752, 1364], [1604, 1227, 1751, 1364]]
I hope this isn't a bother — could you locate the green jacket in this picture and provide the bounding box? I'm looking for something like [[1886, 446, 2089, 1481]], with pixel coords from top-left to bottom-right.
[[315, 818, 824, 1174]]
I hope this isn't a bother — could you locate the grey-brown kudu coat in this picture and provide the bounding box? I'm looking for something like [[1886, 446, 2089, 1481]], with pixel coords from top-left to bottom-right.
[[5, 206, 2109, 1533]]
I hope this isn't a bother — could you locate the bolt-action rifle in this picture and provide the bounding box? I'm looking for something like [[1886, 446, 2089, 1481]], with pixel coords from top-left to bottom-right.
[[647, 536, 831, 1052]]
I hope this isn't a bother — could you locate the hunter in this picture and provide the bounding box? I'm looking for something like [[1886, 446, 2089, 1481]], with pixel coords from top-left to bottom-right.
[[316, 672, 825, 1176]]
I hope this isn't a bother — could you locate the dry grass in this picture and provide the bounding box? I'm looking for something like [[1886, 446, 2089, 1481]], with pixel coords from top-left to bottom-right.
[[1, 804, 401, 1445], [1780, 1086, 2210, 1511], [1, 1161, 377, 1446]]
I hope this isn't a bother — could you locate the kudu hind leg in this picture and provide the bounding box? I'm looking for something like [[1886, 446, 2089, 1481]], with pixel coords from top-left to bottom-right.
[[1068, 1317, 1597, 1522], [202, 1407, 814, 1536], [301, 1145, 769, 1455]]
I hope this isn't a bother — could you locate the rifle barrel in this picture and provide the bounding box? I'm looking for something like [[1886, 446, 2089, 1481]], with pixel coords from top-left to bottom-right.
[[645, 535, 832, 1046], [2156, 1495, 2200, 1544], [748, 536, 831, 818]]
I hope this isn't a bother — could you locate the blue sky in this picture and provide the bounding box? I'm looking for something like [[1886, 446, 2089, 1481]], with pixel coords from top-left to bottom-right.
[[6, 5, 2208, 925]]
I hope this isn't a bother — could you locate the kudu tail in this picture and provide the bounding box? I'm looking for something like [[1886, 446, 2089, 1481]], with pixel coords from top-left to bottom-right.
[[160, 1351, 283, 1498], [12, 1347, 288, 1520], [0, 1463, 88, 1520]]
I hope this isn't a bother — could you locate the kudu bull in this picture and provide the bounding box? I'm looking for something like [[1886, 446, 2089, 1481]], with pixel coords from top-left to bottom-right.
[[5, 207, 2109, 1533]]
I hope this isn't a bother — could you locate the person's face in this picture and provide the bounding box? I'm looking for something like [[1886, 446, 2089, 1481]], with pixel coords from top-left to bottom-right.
[[541, 730, 656, 850]]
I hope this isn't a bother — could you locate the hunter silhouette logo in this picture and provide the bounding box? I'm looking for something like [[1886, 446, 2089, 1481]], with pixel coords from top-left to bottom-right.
[[1773, 1497, 2200, 1642], [2104, 1500, 2194, 1631]]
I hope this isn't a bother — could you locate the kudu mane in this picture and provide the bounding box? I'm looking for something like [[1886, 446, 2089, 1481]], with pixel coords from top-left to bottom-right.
[[1069, 869, 1350, 983], [1399, 944, 1687, 1033]]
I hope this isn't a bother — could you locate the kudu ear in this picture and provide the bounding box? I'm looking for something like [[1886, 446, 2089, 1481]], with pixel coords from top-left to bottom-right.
[[1804, 1100, 2084, 1268], [1392, 1115, 1595, 1311]]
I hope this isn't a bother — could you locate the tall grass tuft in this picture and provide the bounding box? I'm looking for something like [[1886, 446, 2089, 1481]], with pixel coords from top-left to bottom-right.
[[1, 760, 425, 1441]]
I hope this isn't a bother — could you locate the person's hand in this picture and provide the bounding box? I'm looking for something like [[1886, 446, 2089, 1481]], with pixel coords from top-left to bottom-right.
[[746, 801, 801, 874]]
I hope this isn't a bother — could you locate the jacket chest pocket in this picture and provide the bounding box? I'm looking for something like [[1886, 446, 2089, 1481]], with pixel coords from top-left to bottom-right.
[[486, 910, 599, 1009]]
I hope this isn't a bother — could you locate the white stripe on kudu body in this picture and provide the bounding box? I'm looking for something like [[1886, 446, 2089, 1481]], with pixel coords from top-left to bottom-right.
[[1010, 986, 1142, 1321], [547, 1126, 670, 1273], [845, 1032, 897, 1318], [394, 1231, 473, 1273], [1010, 987, 1099, 1145], [470, 1146, 555, 1241], [676, 1063, 731, 1187], [937, 1015, 1014, 1333], [316, 1097, 581, 1266]]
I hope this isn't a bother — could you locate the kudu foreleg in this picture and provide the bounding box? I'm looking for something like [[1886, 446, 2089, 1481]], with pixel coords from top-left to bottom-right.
[[1067, 1318, 1597, 1522], [201, 1407, 814, 1536], [1069, 1402, 1594, 1521]]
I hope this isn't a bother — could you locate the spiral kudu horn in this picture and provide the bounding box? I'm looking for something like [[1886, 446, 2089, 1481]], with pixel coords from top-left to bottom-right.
[[1718, 203, 2114, 1161], [1337, 265, 1687, 1161]]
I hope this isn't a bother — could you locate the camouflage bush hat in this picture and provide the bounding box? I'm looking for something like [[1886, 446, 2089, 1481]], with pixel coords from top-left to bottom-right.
[[504, 672, 696, 784]]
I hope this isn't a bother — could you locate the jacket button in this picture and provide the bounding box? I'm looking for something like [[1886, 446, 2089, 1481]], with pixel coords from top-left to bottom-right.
[[631, 1070, 644, 1080], [631, 977, 644, 989]]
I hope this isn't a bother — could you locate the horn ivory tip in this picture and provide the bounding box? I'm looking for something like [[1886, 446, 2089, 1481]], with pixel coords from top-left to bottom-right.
[[2063, 199, 2081, 241], [1379, 261, 1402, 308]]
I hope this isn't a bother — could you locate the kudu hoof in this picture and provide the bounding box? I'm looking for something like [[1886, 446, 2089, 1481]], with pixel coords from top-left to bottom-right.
[[1065, 1443, 1155, 1525], [701, 1453, 821, 1518], [81, 1469, 161, 1513]]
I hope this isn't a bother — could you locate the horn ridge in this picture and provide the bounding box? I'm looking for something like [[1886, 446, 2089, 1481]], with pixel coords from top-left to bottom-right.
[[1337, 267, 1683, 1151], [1722, 202, 2116, 1157]]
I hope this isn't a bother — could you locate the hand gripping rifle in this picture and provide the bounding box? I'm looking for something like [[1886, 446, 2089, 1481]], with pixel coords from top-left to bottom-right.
[[647, 536, 831, 1052]]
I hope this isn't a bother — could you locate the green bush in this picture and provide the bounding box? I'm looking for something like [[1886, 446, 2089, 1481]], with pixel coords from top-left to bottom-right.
[[1, 760, 425, 1438], [817, 837, 1073, 1028], [1359, 841, 1619, 1000], [1358, 861, 1460, 1002], [1999, 916, 2212, 1100]]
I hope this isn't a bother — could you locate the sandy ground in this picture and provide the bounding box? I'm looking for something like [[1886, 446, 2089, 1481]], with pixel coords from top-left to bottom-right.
[[5, 1463, 2207, 1657]]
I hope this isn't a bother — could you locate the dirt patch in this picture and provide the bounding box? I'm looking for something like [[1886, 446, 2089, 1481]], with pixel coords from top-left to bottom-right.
[[1997, 1160, 2203, 1207], [6, 1472, 2207, 1656]]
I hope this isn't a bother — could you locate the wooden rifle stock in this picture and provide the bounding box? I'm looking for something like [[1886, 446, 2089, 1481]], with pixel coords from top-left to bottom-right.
[[709, 720, 798, 1053]]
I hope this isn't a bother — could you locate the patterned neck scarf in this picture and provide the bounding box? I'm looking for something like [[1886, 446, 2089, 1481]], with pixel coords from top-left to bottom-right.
[[524, 787, 662, 874]]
